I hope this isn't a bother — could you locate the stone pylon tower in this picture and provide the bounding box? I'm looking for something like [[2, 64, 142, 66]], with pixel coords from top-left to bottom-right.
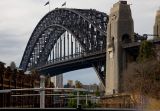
[[154, 9, 160, 38], [106, 1, 134, 95]]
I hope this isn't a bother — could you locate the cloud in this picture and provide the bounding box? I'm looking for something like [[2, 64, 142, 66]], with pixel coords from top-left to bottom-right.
[[0, 0, 49, 65], [131, 0, 160, 34]]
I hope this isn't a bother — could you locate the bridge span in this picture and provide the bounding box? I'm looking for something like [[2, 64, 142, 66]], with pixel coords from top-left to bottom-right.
[[20, 1, 160, 94]]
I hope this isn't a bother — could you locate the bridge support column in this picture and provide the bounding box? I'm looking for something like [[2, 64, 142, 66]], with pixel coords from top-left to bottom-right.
[[40, 75, 45, 108], [106, 1, 134, 95], [154, 9, 160, 39]]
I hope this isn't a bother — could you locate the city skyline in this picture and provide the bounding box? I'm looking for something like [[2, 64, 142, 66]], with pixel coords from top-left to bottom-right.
[[0, 0, 159, 85]]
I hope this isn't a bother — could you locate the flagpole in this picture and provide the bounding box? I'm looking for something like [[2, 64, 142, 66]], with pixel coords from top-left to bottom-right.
[[65, 1, 66, 8], [49, 0, 50, 12], [61, 2, 66, 8]]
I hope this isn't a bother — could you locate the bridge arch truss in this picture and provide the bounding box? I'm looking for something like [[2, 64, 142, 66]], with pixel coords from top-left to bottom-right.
[[20, 8, 108, 87]]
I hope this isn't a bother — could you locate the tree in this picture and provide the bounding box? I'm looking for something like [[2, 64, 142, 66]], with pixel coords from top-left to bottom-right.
[[123, 40, 160, 108], [95, 87, 100, 96], [10, 61, 16, 71], [75, 80, 82, 88], [137, 40, 155, 62], [68, 98, 77, 108]]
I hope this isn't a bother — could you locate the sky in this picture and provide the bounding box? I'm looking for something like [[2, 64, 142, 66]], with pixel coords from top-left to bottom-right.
[[0, 0, 159, 85]]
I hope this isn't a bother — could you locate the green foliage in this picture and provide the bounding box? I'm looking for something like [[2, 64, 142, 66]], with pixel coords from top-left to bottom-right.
[[137, 40, 155, 62], [75, 80, 82, 88], [86, 100, 98, 108], [95, 88, 100, 96], [68, 98, 77, 108], [123, 40, 160, 100], [67, 92, 99, 108], [67, 99, 99, 108]]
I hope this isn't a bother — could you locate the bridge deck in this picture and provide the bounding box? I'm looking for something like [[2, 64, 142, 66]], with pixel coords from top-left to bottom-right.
[[122, 39, 160, 48], [37, 51, 106, 75]]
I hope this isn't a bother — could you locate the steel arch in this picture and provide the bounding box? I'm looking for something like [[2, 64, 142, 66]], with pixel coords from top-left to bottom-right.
[[37, 24, 86, 67], [20, 8, 108, 71]]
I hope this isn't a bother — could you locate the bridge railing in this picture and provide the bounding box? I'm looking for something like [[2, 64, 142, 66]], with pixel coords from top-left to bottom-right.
[[46, 49, 106, 65], [0, 88, 137, 110], [0, 88, 100, 108]]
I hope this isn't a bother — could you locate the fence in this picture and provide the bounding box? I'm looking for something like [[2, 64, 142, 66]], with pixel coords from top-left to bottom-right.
[[0, 87, 96, 108]]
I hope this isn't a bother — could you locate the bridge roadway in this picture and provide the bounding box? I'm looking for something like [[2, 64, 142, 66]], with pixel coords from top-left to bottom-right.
[[37, 51, 106, 75], [122, 38, 160, 48], [122, 39, 160, 58], [37, 39, 160, 75]]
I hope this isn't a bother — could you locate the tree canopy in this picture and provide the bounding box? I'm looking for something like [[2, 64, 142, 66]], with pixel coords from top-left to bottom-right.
[[123, 40, 160, 100]]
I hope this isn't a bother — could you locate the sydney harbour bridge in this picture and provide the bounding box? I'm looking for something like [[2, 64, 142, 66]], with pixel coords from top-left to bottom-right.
[[19, 8, 108, 87], [19, 1, 160, 93]]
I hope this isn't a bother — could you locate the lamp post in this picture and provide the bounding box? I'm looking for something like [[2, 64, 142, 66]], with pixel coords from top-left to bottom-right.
[[77, 90, 79, 108], [40, 75, 45, 108]]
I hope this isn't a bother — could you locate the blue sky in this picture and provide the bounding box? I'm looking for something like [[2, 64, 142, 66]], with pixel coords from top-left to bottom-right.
[[0, 0, 159, 85]]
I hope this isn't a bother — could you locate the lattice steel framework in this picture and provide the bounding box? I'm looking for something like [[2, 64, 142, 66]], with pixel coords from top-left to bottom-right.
[[19, 8, 108, 86]]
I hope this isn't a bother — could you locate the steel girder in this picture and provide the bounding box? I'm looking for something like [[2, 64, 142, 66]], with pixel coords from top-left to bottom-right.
[[19, 8, 108, 87], [92, 61, 106, 88], [20, 8, 108, 71]]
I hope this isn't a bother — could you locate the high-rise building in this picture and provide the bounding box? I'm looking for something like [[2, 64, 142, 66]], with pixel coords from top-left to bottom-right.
[[67, 80, 74, 87], [51, 74, 63, 88], [154, 9, 160, 39]]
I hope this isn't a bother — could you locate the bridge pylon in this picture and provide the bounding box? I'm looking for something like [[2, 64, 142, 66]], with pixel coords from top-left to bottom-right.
[[154, 9, 160, 39], [106, 1, 134, 95]]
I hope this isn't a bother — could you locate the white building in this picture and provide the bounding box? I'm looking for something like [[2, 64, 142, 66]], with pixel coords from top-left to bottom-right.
[[51, 74, 63, 88]]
